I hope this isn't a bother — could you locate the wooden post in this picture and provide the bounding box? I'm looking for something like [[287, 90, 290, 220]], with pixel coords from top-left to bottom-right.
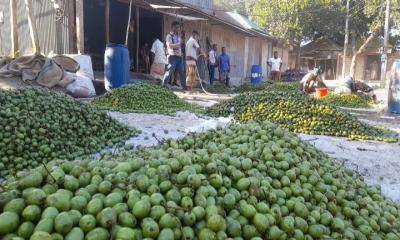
[[75, 0, 84, 53], [135, 7, 139, 72], [24, 0, 40, 54], [10, 0, 19, 57], [105, 0, 110, 44]]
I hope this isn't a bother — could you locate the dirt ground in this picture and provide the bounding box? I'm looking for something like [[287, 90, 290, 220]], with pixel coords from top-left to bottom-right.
[[108, 111, 231, 147]]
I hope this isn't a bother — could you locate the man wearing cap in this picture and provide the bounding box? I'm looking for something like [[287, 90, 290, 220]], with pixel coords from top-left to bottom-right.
[[300, 67, 326, 93]]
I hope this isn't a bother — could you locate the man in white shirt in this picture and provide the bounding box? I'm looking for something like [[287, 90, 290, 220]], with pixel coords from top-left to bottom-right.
[[208, 44, 218, 85], [268, 51, 283, 81], [162, 21, 186, 90], [150, 38, 167, 80], [185, 30, 202, 91]]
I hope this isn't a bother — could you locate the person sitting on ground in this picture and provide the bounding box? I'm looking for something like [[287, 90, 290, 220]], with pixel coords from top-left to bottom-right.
[[218, 47, 231, 87], [300, 67, 326, 93], [335, 76, 377, 102]]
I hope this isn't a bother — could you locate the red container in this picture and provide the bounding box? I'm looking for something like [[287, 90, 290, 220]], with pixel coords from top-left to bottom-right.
[[315, 88, 329, 98]]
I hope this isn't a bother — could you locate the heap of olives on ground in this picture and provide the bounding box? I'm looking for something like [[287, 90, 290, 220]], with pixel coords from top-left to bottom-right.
[[206, 82, 300, 95], [321, 93, 374, 109], [91, 84, 204, 115], [0, 88, 136, 176], [0, 121, 399, 240], [234, 82, 300, 94], [207, 91, 397, 142]]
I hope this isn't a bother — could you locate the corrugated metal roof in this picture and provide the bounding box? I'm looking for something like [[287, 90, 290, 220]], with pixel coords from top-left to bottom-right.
[[225, 11, 272, 38], [159, 0, 273, 39], [301, 38, 343, 53]]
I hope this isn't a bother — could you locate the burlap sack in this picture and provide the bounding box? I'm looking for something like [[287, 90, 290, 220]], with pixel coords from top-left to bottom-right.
[[36, 59, 64, 88]]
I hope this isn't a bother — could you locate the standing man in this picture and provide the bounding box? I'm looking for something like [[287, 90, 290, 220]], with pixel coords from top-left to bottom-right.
[[162, 21, 186, 90], [185, 31, 202, 91], [208, 44, 218, 86], [268, 51, 283, 81], [219, 47, 231, 87], [150, 38, 167, 80]]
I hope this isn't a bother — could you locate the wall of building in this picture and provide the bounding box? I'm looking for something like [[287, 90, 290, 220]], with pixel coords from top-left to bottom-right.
[[339, 54, 397, 81], [261, 40, 272, 78], [246, 37, 262, 77], [0, 0, 74, 56], [211, 25, 247, 85]]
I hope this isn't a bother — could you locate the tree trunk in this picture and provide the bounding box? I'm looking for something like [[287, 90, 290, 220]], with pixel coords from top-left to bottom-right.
[[349, 28, 380, 79], [24, 0, 40, 54]]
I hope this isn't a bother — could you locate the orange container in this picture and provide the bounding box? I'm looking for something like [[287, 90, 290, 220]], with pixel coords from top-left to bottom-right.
[[315, 88, 329, 98]]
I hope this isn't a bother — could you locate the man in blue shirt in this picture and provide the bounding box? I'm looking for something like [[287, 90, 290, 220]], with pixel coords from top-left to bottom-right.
[[218, 47, 230, 86]]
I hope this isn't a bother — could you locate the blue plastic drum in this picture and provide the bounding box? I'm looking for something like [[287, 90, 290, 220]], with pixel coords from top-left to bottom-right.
[[104, 43, 130, 91], [388, 60, 400, 114], [251, 65, 262, 85]]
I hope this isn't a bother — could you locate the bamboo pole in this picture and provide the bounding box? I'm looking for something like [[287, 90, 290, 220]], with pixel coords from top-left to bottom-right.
[[24, 0, 40, 54], [10, 0, 19, 57], [125, 0, 133, 46]]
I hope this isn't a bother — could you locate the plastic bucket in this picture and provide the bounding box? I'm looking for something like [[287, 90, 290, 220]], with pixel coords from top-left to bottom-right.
[[315, 88, 329, 98], [104, 43, 130, 91], [251, 65, 262, 85]]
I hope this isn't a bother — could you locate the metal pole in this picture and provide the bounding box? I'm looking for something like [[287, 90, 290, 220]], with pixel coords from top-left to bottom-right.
[[381, 0, 390, 88], [342, 0, 350, 79]]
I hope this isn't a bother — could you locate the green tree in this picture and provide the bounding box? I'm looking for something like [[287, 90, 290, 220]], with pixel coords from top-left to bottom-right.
[[251, 0, 399, 77], [251, 0, 343, 69], [347, 0, 399, 78], [251, 0, 343, 43]]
